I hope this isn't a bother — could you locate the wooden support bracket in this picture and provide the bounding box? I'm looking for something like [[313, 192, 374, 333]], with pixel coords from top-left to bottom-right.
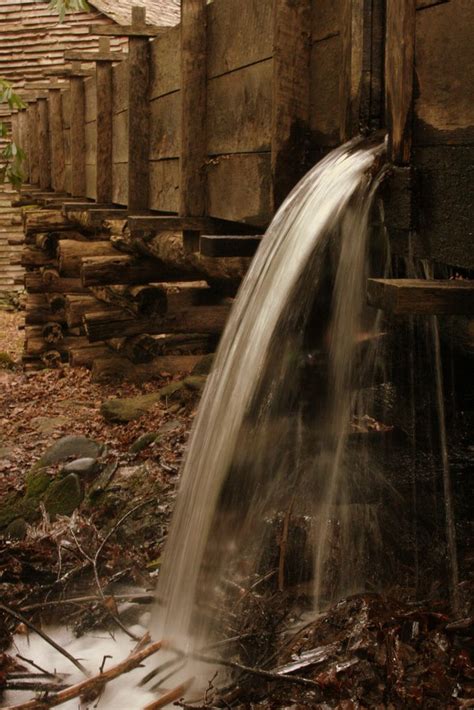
[[200, 235, 263, 258], [367, 279, 474, 315]]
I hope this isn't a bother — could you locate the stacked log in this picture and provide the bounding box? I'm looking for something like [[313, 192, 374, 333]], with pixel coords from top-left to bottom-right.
[[20, 207, 240, 376]]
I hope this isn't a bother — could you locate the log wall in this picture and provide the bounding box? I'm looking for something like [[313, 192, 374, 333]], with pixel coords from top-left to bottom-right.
[[13, 0, 474, 270]]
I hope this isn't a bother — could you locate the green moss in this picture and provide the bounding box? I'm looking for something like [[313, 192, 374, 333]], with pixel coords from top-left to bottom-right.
[[44, 474, 83, 520], [25, 466, 51, 500], [0, 351, 15, 369]]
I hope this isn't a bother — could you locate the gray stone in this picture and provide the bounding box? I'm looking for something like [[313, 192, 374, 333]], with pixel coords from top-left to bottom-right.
[[39, 436, 104, 466], [44, 474, 83, 519], [130, 432, 160, 454], [62, 457, 98, 477], [31, 416, 68, 435], [192, 353, 214, 376]]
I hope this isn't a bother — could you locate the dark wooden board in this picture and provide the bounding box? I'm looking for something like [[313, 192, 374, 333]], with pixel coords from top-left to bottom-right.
[[367, 278, 474, 315], [200, 234, 263, 258]]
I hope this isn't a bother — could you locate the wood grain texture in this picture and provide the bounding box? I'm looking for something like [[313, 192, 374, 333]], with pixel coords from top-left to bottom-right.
[[207, 60, 272, 155], [84, 77, 97, 123], [414, 0, 474, 145], [128, 37, 150, 210], [70, 76, 86, 196], [149, 93, 181, 159], [272, 0, 311, 208], [149, 25, 180, 99], [112, 60, 129, 113], [18, 110, 30, 180], [386, 0, 416, 164], [48, 90, 65, 193], [96, 62, 113, 202], [180, 0, 207, 217], [149, 159, 180, 213], [312, 0, 343, 41], [310, 35, 343, 146], [207, 153, 272, 227], [367, 279, 474, 315], [27, 103, 40, 185], [207, 0, 273, 78]]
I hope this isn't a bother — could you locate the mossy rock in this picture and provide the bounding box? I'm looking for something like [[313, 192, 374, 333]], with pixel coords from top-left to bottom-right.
[[0, 494, 39, 531], [6, 517, 27, 539], [0, 351, 15, 370], [38, 435, 104, 466], [101, 381, 185, 423], [183, 375, 207, 392], [25, 466, 51, 500], [44, 474, 83, 520], [192, 354, 214, 376], [130, 431, 160, 454]]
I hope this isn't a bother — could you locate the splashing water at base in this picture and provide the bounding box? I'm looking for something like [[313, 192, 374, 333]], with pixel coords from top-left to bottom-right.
[[152, 137, 390, 659]]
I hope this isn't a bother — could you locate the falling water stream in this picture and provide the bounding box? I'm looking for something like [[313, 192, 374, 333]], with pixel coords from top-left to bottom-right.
[[6, 137, 463, 708], [152, 137, 389, 652]]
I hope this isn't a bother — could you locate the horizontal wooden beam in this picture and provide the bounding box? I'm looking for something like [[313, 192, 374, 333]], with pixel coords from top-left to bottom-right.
[[127, 215, 262, 234], [367, 279, 474, 315], [89, 23, 165, 37], [200, 234, 263, 258], [62, 202, 117, 214], [64, 50, 125, 63]]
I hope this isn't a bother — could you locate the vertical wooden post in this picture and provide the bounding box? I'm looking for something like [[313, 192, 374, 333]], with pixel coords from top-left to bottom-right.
[[18, 109, 30, 182], [27, 102, 40, 185], [385, 0, 415, 164], [37, 97, 51, 190], [271, 0, 311, 209], [48, 88, 66, 193], [96, 39, 114, 203], [180, 0, 207, 219], [70, 64, 86, 196], [128, 7, 150, 210]]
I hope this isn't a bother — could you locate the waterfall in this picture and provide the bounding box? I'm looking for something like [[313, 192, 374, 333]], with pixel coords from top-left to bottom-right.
[[152, 137, 389, 652]]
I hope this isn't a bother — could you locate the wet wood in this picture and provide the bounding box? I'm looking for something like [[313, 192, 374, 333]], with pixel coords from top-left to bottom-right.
[[65, 294, 119, 328], [367, 279, 474, 315], [84, 303, 231, 342], [21, 247, 56, 269], [200, 234, 263, 258], [272, 0, 311, 207], [24, 272, 87, 294], [180, 0, 207, 217], [386, 0, 416, 164]]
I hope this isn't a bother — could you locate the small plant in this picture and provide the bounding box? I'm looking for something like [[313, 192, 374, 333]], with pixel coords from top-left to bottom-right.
[[47, 0, 90, 22], [0, 80, 26, 188]]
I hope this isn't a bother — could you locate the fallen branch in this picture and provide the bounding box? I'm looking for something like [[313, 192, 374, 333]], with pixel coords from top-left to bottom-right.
[[0, 603, 88, 677], [3, 640, 163, 710], [143, 677, 194, 710]]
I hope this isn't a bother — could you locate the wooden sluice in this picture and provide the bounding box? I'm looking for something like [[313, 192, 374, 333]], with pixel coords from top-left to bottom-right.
[[10, 0, 472, 370]]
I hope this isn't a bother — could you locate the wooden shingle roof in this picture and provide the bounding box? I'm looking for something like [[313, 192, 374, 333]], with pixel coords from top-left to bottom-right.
[[91, 0, 180, 28]]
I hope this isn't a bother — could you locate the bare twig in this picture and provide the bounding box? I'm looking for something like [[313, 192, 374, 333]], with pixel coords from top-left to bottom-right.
[[20, 592, 154, 613], [142, 677, 194, 710], [3, 640, 163, 710], [0, 603, 88, 677], [15, 655, 57, 679]]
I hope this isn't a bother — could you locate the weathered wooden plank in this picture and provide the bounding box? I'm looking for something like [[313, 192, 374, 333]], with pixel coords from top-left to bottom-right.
[[340, 0, 364, 140], [70, 76, 86, 196], [386, 0, 416, 164], [128, 36, 150, 210], [112, 60, 129, 113], [180, 0, 207, 218], [48, 90, 65, 193], [85, 121, 96, 165], [149, 159, 180, 213], [84, 76, 97, 123], [96, 62, 113, 202], [272, 0, 311, 207], [61, 89, 71, 128], [312, 0, 343, 41], [149, 25, 180, 99], [207, 153, 272, 227], [37, 98, 51, 190], [207, 0, 273, 78], [18, 110, 30, 181], [27, 103, 40, 185], [207, 60, 272, 155], [89, 22, 164, 37], [149, 93, 181, 160], [200, 234, 263, 258], [128, 215, 217, 232], [367, 279, 474, 315], [112, 110, 129, 164], [85, 164, 97, 200], [414, 0, 474, 145], [112, 162, 128, 205], [310, 35, 342, 147]]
